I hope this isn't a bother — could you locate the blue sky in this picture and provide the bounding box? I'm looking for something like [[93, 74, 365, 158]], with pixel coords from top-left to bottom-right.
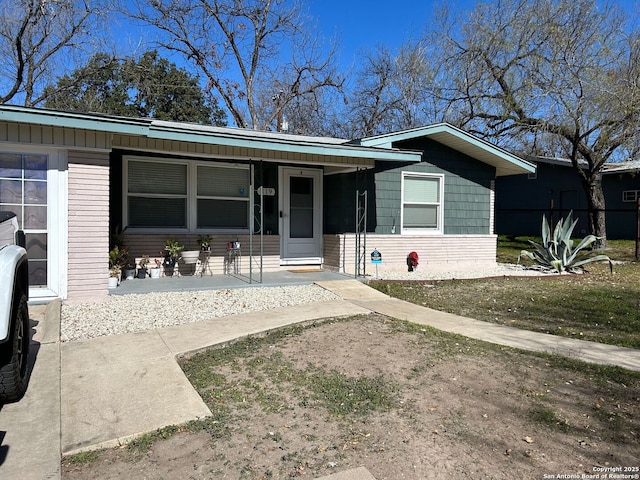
[[116, 0, 639, 73], [305, 0, 639, 70], [306, 0, 445, 68]]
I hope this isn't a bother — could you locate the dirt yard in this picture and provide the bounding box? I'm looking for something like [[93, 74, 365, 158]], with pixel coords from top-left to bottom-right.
[[62, 314, 639, 480]]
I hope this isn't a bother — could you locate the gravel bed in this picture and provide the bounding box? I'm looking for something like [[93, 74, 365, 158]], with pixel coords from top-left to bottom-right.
[[369, 262, 555, 281], [61, 284, 340, 342], [61, 264, 552, 342]]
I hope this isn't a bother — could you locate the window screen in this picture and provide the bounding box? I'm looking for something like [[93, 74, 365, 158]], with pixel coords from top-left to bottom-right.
[[127, 160, 188, 228], [402, 173, 442, 232]]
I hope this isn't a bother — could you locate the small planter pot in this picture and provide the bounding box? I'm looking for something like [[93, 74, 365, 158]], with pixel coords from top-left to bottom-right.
[[123, 268, 136, 280], [137, 268, 147, 279], [182, 250, 200, 265], [149, 268, 161, 279], [163, 256, 177, 276], [108, 277, 119, 289]]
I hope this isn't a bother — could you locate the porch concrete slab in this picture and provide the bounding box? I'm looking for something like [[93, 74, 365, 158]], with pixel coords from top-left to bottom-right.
[[113, 269, 355, 296], [0, 303, 61, 480], [60, 331, 211, 455], [315, 466, 377, 480], [159, 299, 371, 356], [340, 292, 640, 372]]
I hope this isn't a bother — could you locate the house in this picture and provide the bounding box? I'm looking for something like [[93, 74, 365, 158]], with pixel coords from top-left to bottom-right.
[[0, 106, 534, 303], [495, 157, 640, 239]]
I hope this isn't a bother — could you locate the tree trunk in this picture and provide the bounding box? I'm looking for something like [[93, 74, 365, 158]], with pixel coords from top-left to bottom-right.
[[583, 172, 607, 247]]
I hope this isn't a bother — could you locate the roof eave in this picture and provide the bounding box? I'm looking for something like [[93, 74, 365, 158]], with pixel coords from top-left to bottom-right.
[[0, 105, 150, 135], [359, 123, 536, 176], [0, 105, 422, 164], [146, 123, 422, 162]]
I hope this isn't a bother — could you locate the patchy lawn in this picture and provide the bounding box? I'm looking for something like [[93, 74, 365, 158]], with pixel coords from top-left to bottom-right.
[[63, 315, 640, 479], [370, 262, 640, 349]]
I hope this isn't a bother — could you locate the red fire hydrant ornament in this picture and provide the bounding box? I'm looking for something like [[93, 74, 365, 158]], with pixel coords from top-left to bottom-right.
[[407, 251, 419, 272]]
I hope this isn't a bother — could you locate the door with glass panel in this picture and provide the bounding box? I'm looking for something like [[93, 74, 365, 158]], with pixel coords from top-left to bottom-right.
[[280, 167, 322, 263], [0, 153, 48, 287]]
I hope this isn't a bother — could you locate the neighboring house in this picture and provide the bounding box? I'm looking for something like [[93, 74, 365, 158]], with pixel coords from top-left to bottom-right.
[[495, 157, 640, 239], [0, 106, 534, 303]]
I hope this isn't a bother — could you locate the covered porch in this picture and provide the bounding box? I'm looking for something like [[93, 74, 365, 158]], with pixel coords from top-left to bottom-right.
[[109, 267, 356, 296]]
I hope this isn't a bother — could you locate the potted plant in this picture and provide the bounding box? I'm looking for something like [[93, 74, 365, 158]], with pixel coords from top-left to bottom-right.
[[108, 265, 121, 289], [108, 247, 123, 287], [118, 247, 136, 280], [110, 229, 134, 280], [123, 265, 136, 280], [163, 239, 183, 276], [181, 249, 200, 265], [137, 255, 150, 278], [150, 258, 162, 279], [198, 234, 212, 252]]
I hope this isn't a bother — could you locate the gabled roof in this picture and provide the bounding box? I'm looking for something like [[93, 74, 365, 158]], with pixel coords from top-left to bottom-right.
[[0, 105, 422, 164], [357, 123, 536, 176]]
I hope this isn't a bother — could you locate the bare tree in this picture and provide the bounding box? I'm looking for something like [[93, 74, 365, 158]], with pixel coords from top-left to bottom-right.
[[426, 0, 640, 244], [345, 41, 438, 137], [0, 0, 106, 106], [126, 0, 343, 131], [348, 46, 399, 137]]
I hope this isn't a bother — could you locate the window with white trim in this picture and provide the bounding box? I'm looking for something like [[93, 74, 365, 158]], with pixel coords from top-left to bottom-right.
[[196, 165, 250, 229], [622, 190, 640, 203], [124, 157, 250, 231], [401, 172, 444, 234]]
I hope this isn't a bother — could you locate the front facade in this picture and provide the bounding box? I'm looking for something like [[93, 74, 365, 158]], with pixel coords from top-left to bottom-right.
[[323, 125, 536, 275], [0, 107, 533, 303]]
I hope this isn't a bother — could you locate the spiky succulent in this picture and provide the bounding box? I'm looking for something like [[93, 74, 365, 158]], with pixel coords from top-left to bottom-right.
[[517, 212, 613, 273]]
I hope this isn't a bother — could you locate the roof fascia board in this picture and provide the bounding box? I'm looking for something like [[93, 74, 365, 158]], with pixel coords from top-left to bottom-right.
[[147, 124, 422, 162], [359, 124, 453, 148], [360, 123, 536, 174], [0, 106, 149, 135], [0, 105, 422, 163]]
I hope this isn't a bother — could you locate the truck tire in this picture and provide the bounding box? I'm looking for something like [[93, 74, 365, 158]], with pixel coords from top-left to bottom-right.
[[0, 293, 30, 403]]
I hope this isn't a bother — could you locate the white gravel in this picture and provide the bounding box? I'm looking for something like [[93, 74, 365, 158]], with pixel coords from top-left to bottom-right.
[[370, 262, 553, 281], [61, 284, 341, 342], [61, 263, 552, 342]]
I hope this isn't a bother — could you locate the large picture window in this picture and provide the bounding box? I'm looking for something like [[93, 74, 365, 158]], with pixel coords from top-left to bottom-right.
[[401, 172, 443, 234], [125, 157, 250, 231]]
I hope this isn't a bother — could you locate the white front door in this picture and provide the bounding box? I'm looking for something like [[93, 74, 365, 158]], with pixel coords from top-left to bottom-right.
[[280, 167, 323, 264]]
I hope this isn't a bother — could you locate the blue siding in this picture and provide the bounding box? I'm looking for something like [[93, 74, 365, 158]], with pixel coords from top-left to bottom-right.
[[324, 138, 496, 235]]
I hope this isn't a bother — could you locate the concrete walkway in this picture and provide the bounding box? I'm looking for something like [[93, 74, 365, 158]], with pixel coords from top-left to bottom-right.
[[0, 301, 61, 480], [319, 280, 640, 372], [1, 279, 639, 480]]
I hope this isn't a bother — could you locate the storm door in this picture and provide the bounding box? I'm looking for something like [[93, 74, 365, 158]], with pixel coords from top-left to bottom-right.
[[280, 167, 322, 264]]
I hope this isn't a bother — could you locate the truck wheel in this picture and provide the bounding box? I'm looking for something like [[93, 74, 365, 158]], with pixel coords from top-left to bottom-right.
[[0, 293, 30, 403]]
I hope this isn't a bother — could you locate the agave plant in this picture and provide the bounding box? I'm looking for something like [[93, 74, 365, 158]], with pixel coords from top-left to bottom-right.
[[517, 212, 613, 273]]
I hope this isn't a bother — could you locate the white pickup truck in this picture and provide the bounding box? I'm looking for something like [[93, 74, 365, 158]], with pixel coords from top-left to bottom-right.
[[0, 211, 30, 403]]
